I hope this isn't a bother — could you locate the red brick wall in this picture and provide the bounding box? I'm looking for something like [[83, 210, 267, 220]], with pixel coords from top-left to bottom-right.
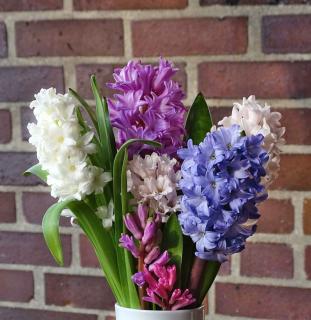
[[0, 1, 311, 319]]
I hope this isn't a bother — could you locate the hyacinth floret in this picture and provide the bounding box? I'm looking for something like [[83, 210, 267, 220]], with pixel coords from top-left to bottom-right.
[[107, 58, 186, 156], [178, 125, 268, 262], [28, 88, 111, 201]]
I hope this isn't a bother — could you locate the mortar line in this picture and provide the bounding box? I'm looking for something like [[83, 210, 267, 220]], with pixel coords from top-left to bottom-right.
[[33, 268, 45, 305], [123, 18, 132, 60]]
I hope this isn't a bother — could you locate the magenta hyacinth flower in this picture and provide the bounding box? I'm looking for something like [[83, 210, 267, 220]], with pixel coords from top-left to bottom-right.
[[132, 259, 195, 310], [107, 58, 187, 156]]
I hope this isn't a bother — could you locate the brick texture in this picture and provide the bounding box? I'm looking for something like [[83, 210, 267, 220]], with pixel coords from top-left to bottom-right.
[[0, 22, 7, 57], [263, 15, 311, 53], [0, 270, 33, 302], [0, 0, 63, 11], [241, 243, 293, 278], [45, 274, 115, 310], [0, 67, 64, 102], [22, 192, 56, 224], [0, 192, 16, 223], [199, 62, 311, 99], [16, 20, 124, 57], [216, 283, 311, 319], [304, 198, 311, 234], [132, 18, 248, 56], [74, 0, 188, 10], [79, 235, 100, 268], [271, 154, 311, 190], [0, 307, 98, 320], [0, 232, 71, 266], [0, 152, 42, 186], [0, 110, 11, 144], [1, 1, 311, 318], [257, 199, 294, 234]]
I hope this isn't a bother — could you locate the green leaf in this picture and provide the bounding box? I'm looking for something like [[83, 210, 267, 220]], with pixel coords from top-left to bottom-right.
[[161, 213, 183, 287], [69, 88, 99, 133], [185, 92, 213, 144], [67, 201, 124, 305], [180, 235, 195, 289], [90, 75, 116, 171], [24, 164, 48, 182], [42, 200, 72, 266], [198, 261, 221, 304]]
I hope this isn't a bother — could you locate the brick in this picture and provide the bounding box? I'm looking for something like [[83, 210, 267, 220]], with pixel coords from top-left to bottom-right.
[[0, 110, 11, 143], [76, 62, 187, 100], [0, 22, 7, 57], [303, 198, 311, 234], [80, 234, 100, 268], [0, 192, 16, 223], [200, 0, 311, 4], [279, 108, 311, 145], [22, 192, 71, 226], [74, 0, 188, 10], [263, 15, 311, 54], [199, 62, 311, 98], [45, 274, 115, 310], [0, 307, 97, 320], [0, 231, 71, 266], [218, 258, 231, 276], [271, 154, 311, 190], [0, 0, 62, 11], [216, 283, 311, 319], [241, 243, 293, 278], [0, 270, 33, 302], [16, 20, 124, 57], [132, 18, 248, 57], [306, 246, 311, 280], [0, 66, 64, 102], [0, 152, 43, 186], [257, 199, 294, 234], [22, 191, 55, 218]]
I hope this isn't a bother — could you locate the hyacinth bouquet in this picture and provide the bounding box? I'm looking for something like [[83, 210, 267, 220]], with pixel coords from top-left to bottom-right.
[[25, 58, 285, 317]]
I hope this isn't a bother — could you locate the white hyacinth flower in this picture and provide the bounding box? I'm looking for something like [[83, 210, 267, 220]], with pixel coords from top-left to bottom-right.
[[95, 201, 115, 229], [127, 153, 180, 216], [218, 95, 285, 185], [28, 88, 111, 201]]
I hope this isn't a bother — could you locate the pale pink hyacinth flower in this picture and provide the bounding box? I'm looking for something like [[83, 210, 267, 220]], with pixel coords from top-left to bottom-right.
[[127, 153, 181, 217], [218, 95, 285, 185]]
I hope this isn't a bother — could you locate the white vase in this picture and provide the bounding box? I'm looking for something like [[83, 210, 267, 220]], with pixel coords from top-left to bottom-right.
[[115, 304, 205, 320]]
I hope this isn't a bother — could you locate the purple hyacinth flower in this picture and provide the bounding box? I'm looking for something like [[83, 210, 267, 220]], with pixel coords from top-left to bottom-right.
[[144, 246, 161, 264], [124, 213, 143, 240], [119, 234, 140, 258], [132, 272, 145, 287], [107, 58, 187, 156], [142, 219, 157, 245], [137, 204, 148, 229]]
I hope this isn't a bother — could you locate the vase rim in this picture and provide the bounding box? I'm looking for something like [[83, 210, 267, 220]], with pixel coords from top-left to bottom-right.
[[115, 303, 204, 314]]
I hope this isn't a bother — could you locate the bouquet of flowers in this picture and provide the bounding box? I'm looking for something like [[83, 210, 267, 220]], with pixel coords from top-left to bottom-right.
[[25, 58, 285, 314]]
